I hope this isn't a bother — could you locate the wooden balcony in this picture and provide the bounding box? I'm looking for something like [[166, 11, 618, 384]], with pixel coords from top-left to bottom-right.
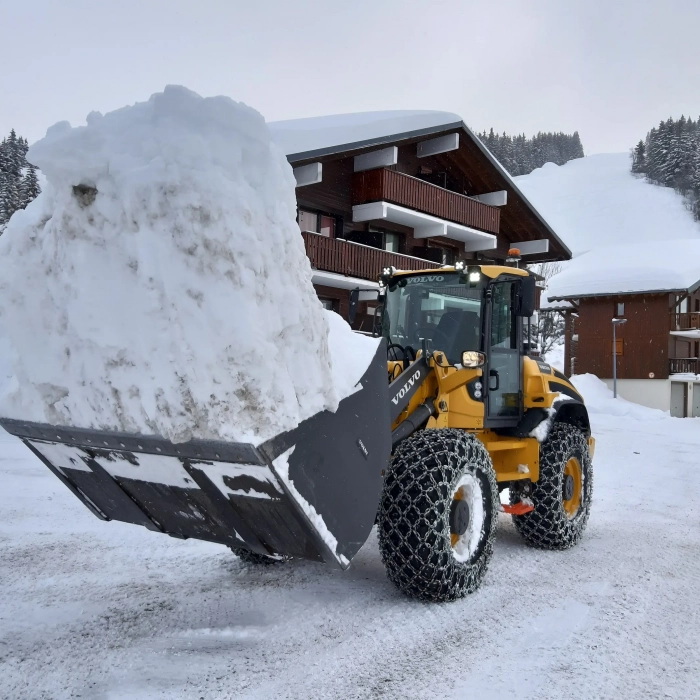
[[302, 231, 436, 282], [672, 312, 700, 331], [669, 357, 698, 374], [352, 168, 500, 234]]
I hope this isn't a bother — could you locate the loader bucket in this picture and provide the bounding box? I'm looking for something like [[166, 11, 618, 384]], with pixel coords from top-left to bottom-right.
[[1, 341, 391, 569]]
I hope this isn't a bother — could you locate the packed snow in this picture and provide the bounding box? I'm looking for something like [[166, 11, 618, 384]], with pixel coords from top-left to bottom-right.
[[514, 153, 700, 256], [0, 86, 378, 444], [268, 110, 461, 156], [545, 238, 700, 300], [3, 373, 700, 698]]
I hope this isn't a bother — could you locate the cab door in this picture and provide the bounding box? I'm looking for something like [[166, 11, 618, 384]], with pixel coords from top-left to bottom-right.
[[486, 280, 522, 425]]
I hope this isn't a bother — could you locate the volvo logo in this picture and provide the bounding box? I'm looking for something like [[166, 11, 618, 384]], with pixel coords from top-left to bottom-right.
[[406, 275, 444, 285], [391, 370, 422, 405]]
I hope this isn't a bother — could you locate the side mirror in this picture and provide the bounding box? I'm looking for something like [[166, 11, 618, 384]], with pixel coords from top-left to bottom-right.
[[517, 276, 537, 317], [348, 287, 359, 325], [461, 351, 486, 368]]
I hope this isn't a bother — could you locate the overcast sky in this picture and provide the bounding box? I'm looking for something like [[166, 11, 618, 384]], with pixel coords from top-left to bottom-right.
[[3, 0, 699, 154]]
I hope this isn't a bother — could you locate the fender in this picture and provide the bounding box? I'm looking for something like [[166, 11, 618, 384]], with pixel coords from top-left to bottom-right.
[[498, 397, 591, 439]]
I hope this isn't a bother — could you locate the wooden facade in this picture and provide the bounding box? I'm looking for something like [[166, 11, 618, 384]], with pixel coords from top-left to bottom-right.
[[563, 290, 700, 380], [287, 121, 571, 320]]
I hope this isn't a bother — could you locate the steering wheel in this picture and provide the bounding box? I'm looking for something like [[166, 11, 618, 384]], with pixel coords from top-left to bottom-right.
[[387, 343, 407, 362]]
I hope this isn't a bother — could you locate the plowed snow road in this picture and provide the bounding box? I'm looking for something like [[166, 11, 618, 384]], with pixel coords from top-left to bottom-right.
[[2, 410, 700, 699]]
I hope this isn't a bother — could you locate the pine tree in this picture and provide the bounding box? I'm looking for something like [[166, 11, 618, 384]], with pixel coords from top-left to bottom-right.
[[0, 129, 41, 229], [631, 140, 647, 173], [20, 165, 40, 207]]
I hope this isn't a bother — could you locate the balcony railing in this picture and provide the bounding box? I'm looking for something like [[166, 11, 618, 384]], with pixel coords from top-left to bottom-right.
[[302, 231, 437, 282], [669, 357, 698, 374], [671, 312, 700, 331], [352, 169, 500, 234]]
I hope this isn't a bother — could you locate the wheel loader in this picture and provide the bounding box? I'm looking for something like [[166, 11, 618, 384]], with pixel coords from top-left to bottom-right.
[[1, 261, 594, 602]]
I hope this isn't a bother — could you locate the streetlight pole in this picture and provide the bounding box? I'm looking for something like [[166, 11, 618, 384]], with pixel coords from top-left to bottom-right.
[[612, 318, 627, 398]]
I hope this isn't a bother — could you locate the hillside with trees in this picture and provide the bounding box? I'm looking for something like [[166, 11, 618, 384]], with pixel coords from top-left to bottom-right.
[[631, 116, 700, 220], [0, 130, 41, 232], [476, 129, 585, 176]]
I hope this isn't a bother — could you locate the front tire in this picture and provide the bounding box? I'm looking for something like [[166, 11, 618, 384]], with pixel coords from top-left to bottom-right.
[[378, 429, 499, 602], [512, 423, 593, 549]]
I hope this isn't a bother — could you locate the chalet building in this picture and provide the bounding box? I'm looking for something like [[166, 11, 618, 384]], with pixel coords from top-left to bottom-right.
[[545, 241, 700, 418], [267, 112, 571, 329]]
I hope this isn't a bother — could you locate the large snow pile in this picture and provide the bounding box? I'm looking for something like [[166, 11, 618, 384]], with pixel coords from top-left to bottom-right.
[[0, 86, 378, 444], [546, 238, 700, 300], [514, 153, 700, 256], [571, 374, 669, 420]]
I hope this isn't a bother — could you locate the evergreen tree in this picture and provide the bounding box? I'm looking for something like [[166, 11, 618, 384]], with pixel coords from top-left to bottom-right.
[[0, 129, 41, 230], [475, 128, 586, 176], [632, 115, 700, 221], [631, 140, 647, 173]]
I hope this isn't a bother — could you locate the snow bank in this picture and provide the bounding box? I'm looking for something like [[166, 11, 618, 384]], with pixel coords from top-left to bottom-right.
[[546, 239, 700, 300], [570, 374, 669, 420], [0, 86, 378, 444], [269, 110, 461, 156], [514, 153, 700, 256]]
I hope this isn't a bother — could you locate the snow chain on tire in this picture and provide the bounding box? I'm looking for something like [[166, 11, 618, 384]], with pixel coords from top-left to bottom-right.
[[378, 429, 499, 602], [512, 423, 593, 550]]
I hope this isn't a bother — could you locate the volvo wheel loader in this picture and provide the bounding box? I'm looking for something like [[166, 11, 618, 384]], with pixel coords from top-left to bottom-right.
[[2, 262, 594, 602]]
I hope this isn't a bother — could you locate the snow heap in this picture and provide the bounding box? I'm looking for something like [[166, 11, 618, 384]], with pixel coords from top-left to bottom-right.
[[546, 239, 700, 300], [514, 153, 700, 256], [0, 86, 378, 444], [570, 374, 670, 420]]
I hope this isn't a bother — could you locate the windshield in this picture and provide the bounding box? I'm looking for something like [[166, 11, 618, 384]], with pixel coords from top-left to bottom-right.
[[382, 273, 483, 364]]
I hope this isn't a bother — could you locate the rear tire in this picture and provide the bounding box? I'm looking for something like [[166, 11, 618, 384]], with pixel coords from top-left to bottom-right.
[[512, 423, 593, 549], [229, 546, 288, 565], [378, 429, 498, 602]]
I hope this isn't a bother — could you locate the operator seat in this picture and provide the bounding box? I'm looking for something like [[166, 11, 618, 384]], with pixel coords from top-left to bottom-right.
[[435, 310, 480, 364]]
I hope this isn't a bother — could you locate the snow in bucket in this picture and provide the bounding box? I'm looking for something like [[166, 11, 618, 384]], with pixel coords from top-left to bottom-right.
[[0, 86, 379, 444]]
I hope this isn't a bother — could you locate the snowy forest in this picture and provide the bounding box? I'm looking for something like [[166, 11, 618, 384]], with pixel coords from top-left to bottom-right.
[[476, 128, 585, 176], [631, 116, 700, 220], [0, 130, 40, 231]]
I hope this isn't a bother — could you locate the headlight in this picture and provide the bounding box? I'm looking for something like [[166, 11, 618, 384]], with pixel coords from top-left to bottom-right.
[[468, 271, 480, 283]]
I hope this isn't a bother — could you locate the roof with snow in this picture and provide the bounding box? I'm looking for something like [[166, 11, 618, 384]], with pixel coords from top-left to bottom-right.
[[268, 111, 462, 160], [268, 110, 572, 260], [546, 239, 700, 300]]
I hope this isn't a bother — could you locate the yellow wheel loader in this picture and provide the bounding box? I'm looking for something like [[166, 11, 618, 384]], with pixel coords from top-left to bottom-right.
[[2, 263, 594, 602]]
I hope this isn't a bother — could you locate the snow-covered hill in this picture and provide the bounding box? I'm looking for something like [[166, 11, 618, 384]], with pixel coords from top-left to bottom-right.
[[515, 153, 700, 256]]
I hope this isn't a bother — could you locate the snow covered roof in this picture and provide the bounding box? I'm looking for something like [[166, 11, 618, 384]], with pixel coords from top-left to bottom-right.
[[268, 110, 462, 160], [546, 239, 700, 300], [514, 153, 700, 256]]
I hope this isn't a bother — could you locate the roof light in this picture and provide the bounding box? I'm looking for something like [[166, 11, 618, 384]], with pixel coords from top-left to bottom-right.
[[468, 271, 480, 283], [454, 260, 466, 271]]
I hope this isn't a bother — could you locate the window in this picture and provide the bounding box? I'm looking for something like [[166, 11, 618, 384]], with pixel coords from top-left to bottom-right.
[[490, 282, 516, 349], [319, 298, 336, 311], [617, 302, 625, 317], [298, 210, 317, 233], [384, 232, 401, 253], [298, 210, 336, 238]]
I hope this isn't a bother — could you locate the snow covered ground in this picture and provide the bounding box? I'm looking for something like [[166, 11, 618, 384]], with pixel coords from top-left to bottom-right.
[[3, 391, 700, 699], [514, 152, 700, 256]]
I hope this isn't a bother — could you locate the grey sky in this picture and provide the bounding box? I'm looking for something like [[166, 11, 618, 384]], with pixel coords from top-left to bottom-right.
[[4, 0, 699, 154]]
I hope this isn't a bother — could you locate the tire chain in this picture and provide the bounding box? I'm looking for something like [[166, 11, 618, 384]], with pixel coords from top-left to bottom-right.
[[378, 429, 499, 602], [511, 422, 593, 550]]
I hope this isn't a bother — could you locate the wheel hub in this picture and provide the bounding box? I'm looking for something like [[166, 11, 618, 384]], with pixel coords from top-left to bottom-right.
[[563, 474, 575, 501], [450, 498, 471, 537]]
